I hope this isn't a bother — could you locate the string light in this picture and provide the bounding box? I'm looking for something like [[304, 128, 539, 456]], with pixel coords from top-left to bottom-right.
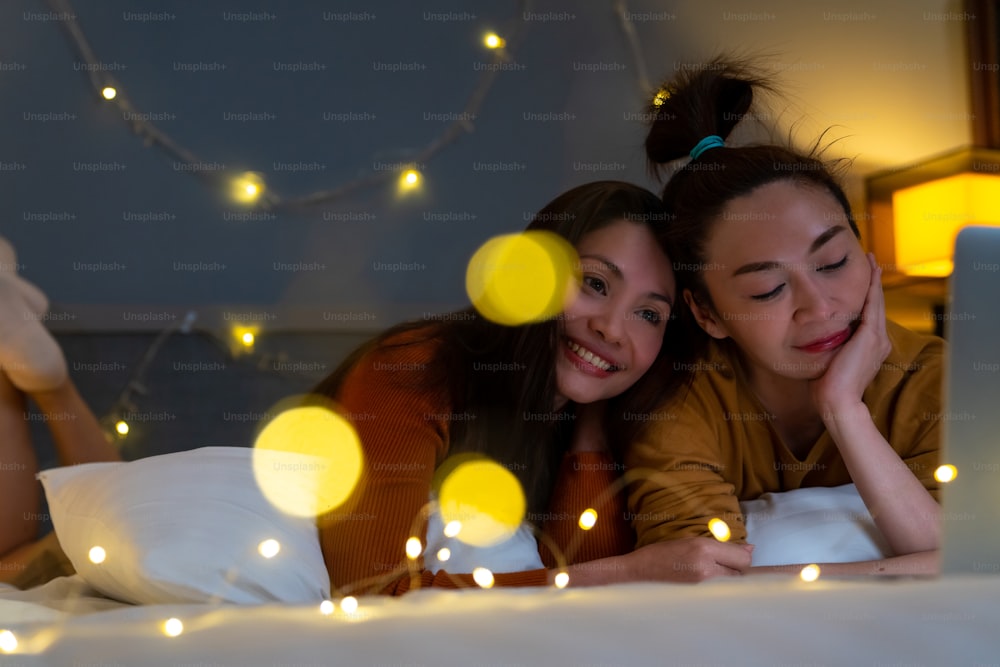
[[934, 464, 957, 483], [57, 0, 535, 211], [708, 518, 731, 542], [101, 86, 117, 100], [340, 596, 359, 614], [553, 571, 570, 589], [484, 32, 505, 49], [257, 539, 281, 559], [162, 618, 184, 637], [319, 600, 335, 615], [405, 537, 423, 560], [799, 564, 821, 582], [652, 89, 670, 107], [230, 171, 265, 205], [436, 547, 451, 562], [88, 546, 107, 564], [578, 509, 597, 531], [0, 630, 17, 653], [443, 521, 462, 538], [114, 420, 129, 437], [472, 567, 495, 588]]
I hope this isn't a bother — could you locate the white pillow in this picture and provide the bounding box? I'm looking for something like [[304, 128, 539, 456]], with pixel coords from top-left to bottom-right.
[[740, 484, 892, 567], [39, 446, 330, 605]]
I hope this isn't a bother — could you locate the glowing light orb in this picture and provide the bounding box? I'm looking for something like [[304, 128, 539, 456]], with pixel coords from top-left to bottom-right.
[[231, 171, 265, 205], [258, 539, 281, 559], [800, 564, 821, 582], [101, 86, 117, 100], [708, 518, 731, 542], [115, 420, 129, 436], [465, 231, 580, 326], [438, 458, 525, 547], [163, 618, 184, 637], [319, 600, 335, 615], [554, 572, 570, 589], [341, 596, 359, 614], [935, 464, 958, 483], [443, 521, 462, 538], [405, 537, 422, 560], [397, 169, 422, 194], [242, 332, 255, 346], [89, 546, 107, 564], [436, 547, 451, 562], [484, 33, 505, 49], [252, 401, 364, 517], [578, 509, 598, 531], [472, 567, 495, 588], [652, 89, 670, 107], [0, 630, 17, 653]]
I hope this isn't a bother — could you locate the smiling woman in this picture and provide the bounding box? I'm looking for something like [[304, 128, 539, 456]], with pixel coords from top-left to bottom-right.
[[311, 179, 754, 594], [626, 60, 944, 577]]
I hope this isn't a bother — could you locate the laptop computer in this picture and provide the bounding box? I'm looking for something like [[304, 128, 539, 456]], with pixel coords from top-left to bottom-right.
[[941, 225, 1000, 574]]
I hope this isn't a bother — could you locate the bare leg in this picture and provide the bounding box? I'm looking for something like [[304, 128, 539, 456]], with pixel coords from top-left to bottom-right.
[[0, 371, 39, 557]]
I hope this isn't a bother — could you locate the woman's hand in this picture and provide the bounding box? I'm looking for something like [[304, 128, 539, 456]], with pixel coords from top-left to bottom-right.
[[811, 253, 891, 420]]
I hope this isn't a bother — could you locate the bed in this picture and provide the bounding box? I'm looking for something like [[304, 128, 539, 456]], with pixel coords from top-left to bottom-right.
[[2, 573, 998, 666]]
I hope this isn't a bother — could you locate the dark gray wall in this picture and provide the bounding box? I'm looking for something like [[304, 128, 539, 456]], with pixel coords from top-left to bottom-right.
[[4, 0, 671, 331]]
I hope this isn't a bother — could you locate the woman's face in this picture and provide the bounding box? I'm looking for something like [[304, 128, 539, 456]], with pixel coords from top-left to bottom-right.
[[690, 180, 871, 384], [554, 219, 675, 407]]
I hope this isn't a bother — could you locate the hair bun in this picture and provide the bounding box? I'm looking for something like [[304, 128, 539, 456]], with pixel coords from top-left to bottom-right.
[[644, 59, 763, 170]]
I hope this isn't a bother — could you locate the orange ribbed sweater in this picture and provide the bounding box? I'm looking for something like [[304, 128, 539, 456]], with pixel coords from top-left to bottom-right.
[[318, 331, 633, 595]]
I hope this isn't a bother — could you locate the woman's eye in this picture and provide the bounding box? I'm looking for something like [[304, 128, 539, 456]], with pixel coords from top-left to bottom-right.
[[584, 276, 607, 294], [818, 256, 848, 272], [639, 309, 662, 324], [750, 284, 784, 301]]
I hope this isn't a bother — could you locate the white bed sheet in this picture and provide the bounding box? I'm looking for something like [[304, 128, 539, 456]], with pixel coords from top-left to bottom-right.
[[1, 574, 997, 666]]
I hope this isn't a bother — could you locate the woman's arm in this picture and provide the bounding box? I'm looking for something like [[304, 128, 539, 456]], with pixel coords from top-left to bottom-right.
[[812, 255, 940, 556]]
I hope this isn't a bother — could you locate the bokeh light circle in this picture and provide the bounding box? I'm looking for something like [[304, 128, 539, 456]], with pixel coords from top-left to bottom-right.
[[465, 231, 580, 326], [252, 399, 364, 518], [438, 458, 526, 547]]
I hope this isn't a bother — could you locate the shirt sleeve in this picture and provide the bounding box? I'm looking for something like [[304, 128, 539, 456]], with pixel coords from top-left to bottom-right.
[[317, 338, 550, 595], [624, 383, 747, 547]]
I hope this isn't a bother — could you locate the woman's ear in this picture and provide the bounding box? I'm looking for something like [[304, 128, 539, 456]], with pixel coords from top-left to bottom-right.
[[683, 289, 728, 340]]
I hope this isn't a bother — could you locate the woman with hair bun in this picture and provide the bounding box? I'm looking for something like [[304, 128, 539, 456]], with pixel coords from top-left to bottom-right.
[[627, 60, 943, 576]]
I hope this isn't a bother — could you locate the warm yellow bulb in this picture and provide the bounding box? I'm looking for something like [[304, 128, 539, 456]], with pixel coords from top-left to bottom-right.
[[708, 518, 731, 542], [0, 630, 17, 653], [231, 171, 265, 204], [935, 464, 958, 483], [89, 546, 107, 564], [405, 536, 423, 560], [340, 596, 358, 614], [397, 169, 422, 194], [102, 86, 117, 100], [436, 547, 451, 562], [484, 33, 505, 49], [241, 332, 255, 346], [472, 567, 495, 588], [800, 564, 821, 582], [578, 509, 598, 531], [443, 520, 462, 538], [319, 600, 335, 615], [652, 89, 669, 107], [258, 539, 281, 559], [554, 571, 570, 589], [163, 618, 184, 637], [115, 420, 129, 436]]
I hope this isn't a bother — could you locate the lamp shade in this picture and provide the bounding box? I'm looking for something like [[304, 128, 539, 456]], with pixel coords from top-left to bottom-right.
[[892, 172, 1000, 276]]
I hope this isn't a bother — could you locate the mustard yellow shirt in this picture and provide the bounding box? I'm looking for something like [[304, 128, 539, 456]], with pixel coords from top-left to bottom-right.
[[625, 320, 943, 546]]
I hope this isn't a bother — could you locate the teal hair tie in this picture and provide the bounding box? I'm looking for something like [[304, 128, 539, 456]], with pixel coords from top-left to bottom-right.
[[689, 135, 725, 160]]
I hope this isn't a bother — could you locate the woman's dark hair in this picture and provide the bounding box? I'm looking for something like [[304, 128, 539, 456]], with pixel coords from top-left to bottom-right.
[[644, 58, 859, 314], [313, 180, 692, 517]]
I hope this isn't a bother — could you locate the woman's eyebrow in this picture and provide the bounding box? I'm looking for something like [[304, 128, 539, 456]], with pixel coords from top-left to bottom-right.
[[731, 226, 849, 277]]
